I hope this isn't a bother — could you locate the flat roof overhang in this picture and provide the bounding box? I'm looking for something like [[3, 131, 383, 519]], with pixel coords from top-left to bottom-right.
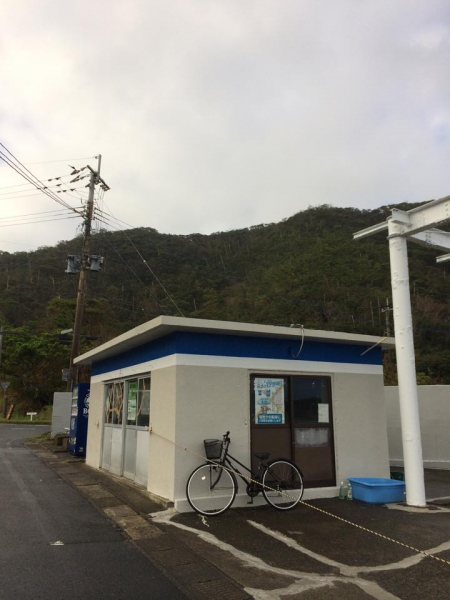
[[74, 316, 395, 366]]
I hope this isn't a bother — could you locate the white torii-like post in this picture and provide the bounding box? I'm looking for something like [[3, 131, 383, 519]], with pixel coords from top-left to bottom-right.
[[354, 195, 450, 507]]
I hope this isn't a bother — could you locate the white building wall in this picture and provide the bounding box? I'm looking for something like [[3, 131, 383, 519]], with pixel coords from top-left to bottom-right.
[[173, 365, 249, 510], [385, 385, 450, 470], [51, 392, 72, 438], [85, 354, 390, 510], [147, 365, 177, 501], [169, 363, 389, 511], [333, 373, 390, 482]]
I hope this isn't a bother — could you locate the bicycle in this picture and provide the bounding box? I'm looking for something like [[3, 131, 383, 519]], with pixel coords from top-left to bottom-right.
[[186, 431, 304, 516]]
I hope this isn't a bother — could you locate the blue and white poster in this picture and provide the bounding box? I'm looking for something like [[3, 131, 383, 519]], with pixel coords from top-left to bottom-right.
[[254, 378, 285, 424]]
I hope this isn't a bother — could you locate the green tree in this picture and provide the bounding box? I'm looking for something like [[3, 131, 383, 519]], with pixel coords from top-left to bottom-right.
[[1, 329, 70, 411]]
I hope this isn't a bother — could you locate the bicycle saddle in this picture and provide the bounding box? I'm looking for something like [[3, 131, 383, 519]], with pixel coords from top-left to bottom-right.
[[254, 452, 270, 460]]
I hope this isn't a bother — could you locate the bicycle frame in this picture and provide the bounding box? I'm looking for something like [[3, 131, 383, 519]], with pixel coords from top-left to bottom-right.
[[187, 432, 304, 515], [209, 442, 265, 496]]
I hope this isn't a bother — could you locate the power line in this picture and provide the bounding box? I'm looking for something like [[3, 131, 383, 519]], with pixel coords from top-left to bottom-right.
[[0, 175, 79, 191], [93, 213, 184, 317], [0, 239, 36, 247], [0, 215, 80, 228], [98, 236, 161, 306], [0, 193, 69, 202], [0, 147, 81, 214], [0, 149, 73, 210], [62, 191, 89, 203], [0, 145, 91, 215], [86, 293, 152, 316], [0, 208, 79, 221], [0, 187, 88, 200], [95, 207, 135, 230], [1, 155, 97, 166]]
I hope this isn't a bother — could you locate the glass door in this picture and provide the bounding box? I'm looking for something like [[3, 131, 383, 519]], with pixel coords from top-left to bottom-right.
[[102, 381, 124, 475], [123, 377, 151, 486], [291, 376, 335, 487]]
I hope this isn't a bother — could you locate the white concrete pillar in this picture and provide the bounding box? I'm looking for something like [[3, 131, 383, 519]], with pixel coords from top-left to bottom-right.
[[388, 220, 426, 506]]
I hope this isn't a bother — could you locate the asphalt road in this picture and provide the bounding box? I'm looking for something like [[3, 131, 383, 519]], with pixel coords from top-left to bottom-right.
[[0, 424, 188, 600]]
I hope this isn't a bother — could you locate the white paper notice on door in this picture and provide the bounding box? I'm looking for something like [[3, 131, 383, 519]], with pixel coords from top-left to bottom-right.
[[318, 403, 329, 423]]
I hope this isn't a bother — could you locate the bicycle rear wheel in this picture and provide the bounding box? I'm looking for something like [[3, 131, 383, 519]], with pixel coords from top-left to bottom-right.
[[186, 463, 237, 516], [262, 459, 304, 510]]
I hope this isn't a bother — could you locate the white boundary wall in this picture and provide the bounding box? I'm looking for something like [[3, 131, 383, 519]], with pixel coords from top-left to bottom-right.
[[51, 392, 72, 438], [385, 386, 450, 470]]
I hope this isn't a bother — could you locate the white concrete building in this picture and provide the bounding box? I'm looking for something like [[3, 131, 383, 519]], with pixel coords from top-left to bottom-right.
[[75, 316, 394, 512]]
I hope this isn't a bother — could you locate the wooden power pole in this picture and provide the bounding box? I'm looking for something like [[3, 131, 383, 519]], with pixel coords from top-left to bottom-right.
[[67, 155, 108, 390]]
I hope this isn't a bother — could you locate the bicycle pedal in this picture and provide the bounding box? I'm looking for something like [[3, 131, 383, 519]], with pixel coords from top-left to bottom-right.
[[247, 498, 254, 504]]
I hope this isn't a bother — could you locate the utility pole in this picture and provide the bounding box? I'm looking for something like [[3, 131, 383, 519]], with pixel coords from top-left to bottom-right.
[[354, 198, 450, 506], [0, 326, 4, 418], [67, 155, 108, 391]]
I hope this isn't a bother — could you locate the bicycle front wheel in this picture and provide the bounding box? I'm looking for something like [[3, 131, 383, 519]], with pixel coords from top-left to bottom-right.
[[186, 463, 237, 516], [262, 459, 304, 510]]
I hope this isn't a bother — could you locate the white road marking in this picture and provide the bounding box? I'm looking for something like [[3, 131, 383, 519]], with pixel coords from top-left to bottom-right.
[[386, 503, 450, 514], [249, 520, 450, 575], [200, 515, 209, 527], [151, 511, 403, 599]]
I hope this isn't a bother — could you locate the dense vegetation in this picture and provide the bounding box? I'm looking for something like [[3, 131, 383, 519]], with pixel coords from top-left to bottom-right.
[[1, 203, 450, 411]]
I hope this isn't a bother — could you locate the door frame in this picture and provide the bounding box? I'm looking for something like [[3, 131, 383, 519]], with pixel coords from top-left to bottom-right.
[[100, 374, 151, 483], [250, 372, 337, 488]]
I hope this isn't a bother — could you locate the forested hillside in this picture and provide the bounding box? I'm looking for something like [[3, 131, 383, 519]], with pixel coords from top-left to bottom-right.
[[2, 203, 450, 410]]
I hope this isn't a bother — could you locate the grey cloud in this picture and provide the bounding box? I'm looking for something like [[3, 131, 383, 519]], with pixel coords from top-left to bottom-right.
[[1, 0, 450, 250]]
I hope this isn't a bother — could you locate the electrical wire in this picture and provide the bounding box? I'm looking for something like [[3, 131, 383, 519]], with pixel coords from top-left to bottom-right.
[[63, 190, 90, 203], [0, 145, 91, 215], [289, 325, 305, 358], [14, 156, 97, 165], [93, 213, 185, 317], [98, 237, 161, 307], [0, 215, 78, 227], [0, 150, 74, 211], [0, 193, 66, 202], [93, 187, 106, 234], [0, 176, 81, 191], [0, 208, 80, 222], [0, 239, 36, 247], [0, 148, 81, 214], [95, 207, 135, 230], [0, 188, 89, 201], [86, 293, 151, 316]]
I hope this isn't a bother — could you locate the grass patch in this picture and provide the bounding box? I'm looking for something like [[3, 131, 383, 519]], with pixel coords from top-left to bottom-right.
[[0, 404, 53, 425], [0, 419, 51, 425], [27, 431, 52, 443]]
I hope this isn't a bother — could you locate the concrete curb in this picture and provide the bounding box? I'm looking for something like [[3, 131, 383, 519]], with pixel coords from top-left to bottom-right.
[[26, 441, 251, 600]]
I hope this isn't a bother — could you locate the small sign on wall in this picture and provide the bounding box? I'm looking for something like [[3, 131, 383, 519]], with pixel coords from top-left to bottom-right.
[[127, 381, 138, 421], [318, 403, 329, 423], [254, 378, 285, 424]]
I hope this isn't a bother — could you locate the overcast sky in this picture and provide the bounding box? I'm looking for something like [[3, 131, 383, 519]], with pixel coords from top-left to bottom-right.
[[1, 0, 450, 252]]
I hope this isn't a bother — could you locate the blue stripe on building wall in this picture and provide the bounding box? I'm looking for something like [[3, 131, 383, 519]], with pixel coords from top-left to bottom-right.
[[91, 331, 383, 376]]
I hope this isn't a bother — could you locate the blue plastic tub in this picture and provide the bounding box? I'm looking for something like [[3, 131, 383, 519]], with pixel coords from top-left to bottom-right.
[[348, 477, 405, 504]]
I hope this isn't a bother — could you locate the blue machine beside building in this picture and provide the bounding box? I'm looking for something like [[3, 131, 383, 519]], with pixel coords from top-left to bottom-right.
[[68, 383, 90, 456]]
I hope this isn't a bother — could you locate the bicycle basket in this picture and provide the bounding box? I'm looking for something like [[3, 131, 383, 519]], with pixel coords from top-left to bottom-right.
[[204, 439, 223, 460]]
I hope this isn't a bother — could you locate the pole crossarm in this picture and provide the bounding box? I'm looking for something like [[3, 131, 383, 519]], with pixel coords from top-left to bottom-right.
[[353, 194, 450, 241], [436, 253, 450, 264], [353, 221, 388, 240], [408, 229, 450, 253]]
